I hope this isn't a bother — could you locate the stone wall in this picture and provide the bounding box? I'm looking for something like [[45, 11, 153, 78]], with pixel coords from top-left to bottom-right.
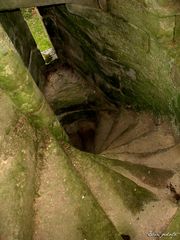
[[39, 1, 180, 122]]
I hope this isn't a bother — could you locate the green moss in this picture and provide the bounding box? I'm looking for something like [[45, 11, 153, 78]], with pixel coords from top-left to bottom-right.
[[110, 168, 157, 213], [22, 8, 52, 51], [0, 125, 36, 240], [64, 145, 157, 215], [163, 208, 180, 239], [97, 156, 174, 188]]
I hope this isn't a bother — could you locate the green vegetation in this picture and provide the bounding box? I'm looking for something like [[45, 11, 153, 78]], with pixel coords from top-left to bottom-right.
[[21, 8, 52, 52], [163, 208, 180, 240]]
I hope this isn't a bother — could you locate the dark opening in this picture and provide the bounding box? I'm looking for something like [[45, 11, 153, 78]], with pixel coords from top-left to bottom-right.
[[121, 234, 131, 240], [64, 119, 97, 153]]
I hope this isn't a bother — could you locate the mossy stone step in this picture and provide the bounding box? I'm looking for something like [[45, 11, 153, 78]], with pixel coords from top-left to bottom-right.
[[34, 136, 122, 240], [94, 155, 174, 189]]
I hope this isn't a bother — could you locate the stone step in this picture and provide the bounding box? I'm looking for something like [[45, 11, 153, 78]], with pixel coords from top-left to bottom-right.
[[102, 144, 180, 172], [34, 137, 121, 240], [102, 109, 137, 151], [106, 113, 156, 150], [107, 125, 175, 154], [64, 144, 178, 240], [94, 111, 116, 153], [0, 110, 37, 240], [95, 155, 174, 189]]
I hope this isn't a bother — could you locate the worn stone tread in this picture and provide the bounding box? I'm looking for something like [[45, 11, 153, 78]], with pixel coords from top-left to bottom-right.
[[94, 111, 116, 153], [102, 109, 137, 151], [34, 137, 121, 240], [64, 144, 178, 240], [106, 126, 175, 154], [106, 112, 155, 150]]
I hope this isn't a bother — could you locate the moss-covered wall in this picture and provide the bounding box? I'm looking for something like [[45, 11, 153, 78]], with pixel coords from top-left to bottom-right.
[[39, 1, 180, 122]]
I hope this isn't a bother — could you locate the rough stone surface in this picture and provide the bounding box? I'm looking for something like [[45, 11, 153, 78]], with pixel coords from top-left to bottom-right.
[[0, 9, 45, 85], [0, 90, 37, 240], [0, 0, 99, 11], [39, 1, 180, 122]]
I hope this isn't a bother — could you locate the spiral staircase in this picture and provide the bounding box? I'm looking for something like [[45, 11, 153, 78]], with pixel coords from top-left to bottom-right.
[[0, 1, 180, 239], [1, 73, 180, 240], [34, 67, 180, 239], [59, 107, 180, 240], [23, 64, 179, 240]]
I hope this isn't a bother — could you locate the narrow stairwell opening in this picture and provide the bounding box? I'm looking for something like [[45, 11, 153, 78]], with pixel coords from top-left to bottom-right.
[[63, 118, 97, 153], [60, 109, 118, 154]]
